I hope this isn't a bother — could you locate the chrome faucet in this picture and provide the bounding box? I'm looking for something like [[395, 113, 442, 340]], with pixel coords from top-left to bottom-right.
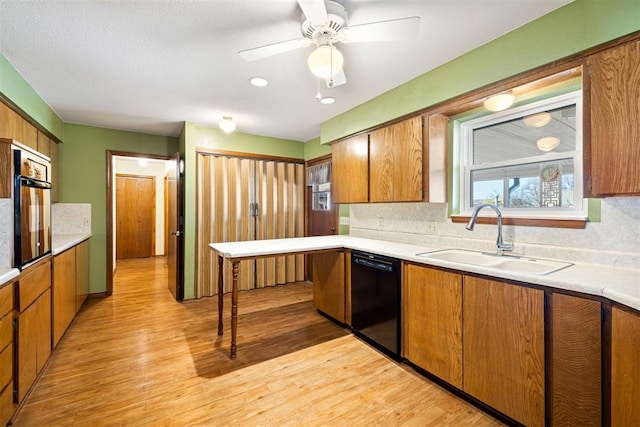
[[465, 203, 514, 256]]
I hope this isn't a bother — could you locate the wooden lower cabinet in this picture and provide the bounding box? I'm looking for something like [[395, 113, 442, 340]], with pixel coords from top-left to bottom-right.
[[312, 251, 345, 323], [0, 282, 15, 427], [53, 248, 77, 347], [463, 276, 545, 427], [403, 264, 462, 387], [611, 305, 640, 426], [16, 260, 52, 403], [75, 240, 90, 312], [548, 293, 602, 426]]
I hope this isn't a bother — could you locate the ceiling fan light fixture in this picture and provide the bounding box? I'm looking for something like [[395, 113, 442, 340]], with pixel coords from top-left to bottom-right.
[[484, 92, 515, 112], [248, 77, 268, 87], [307, 44, 343, 79], [536, 136, 560, 152], [219, 116, 236, 133]]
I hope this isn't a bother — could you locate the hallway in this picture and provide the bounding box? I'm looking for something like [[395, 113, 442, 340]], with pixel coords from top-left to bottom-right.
[[12, 257, 500, 426]]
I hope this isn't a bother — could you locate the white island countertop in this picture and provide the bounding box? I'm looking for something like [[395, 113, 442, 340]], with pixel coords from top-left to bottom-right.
[[210, 235, 640, 312]]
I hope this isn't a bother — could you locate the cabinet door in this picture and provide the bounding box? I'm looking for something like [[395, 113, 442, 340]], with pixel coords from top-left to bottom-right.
[[548, 293, 601, 426], [611, 306, 640, 426], [37, 131, 51, 158], [312, 251, 345, 323], [587, 39, 640, 196], [35, 289, 51, 374], [369, 116, 423, 202], [50, 140, 59, 202], [403, 264, 462, 387], [0, 142, 11, 198], [17, 299, 38, 402], [332, 134, 369, 203], [76, 240, 90, 312], [463, 276, 545, 427], [53, 248, 76, 347]]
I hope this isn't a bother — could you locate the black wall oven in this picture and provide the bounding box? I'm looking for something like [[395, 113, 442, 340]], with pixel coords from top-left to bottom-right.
[[13, 145, 51, 269]]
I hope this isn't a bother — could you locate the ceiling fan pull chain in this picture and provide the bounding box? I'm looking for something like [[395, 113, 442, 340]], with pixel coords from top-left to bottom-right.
[[316, 79, 322, 99]]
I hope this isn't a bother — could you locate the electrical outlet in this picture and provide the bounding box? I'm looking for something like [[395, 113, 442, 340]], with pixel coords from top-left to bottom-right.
[[427, 222, 437, 233], [377, 217, 384, 228], [339, 216, 350, 226]]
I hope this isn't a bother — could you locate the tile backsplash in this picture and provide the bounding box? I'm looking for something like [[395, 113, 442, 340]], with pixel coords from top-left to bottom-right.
[[0, 199, 12, 269], [349, 197, 640, 270], [52, 203, 91, 235]]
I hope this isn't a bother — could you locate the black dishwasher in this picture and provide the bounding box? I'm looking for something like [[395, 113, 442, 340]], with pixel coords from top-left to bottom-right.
[[351, 251, 401, 358]]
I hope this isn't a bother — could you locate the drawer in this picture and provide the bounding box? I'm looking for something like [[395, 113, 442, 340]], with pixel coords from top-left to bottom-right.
[[0, 314, 11, 350], [0, 380, 13, 427], [0, 282, 13, 318], [18, 259, 51, 312], [0, 342, 11, 391]]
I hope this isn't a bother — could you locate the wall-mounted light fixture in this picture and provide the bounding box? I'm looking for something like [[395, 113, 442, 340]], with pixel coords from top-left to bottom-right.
[[484, 92, 515, 112], [219, 116, 236, 133]]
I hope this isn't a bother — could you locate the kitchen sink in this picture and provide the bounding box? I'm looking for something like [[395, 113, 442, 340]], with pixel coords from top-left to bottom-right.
[[415, 249, 573, 275]]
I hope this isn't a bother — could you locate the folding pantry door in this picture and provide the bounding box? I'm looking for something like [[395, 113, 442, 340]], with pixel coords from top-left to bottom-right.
[[196, 153, 304, 297]]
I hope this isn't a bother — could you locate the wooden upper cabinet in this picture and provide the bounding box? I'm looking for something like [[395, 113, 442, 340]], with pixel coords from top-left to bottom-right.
[[50, 139, 59, 202], [332, 133, 369, 203], [587, 39, 640, 196], [611, 306, 640, 426], [0, 140, 11, 198], [463, 276, 545, 427], [369, 116, 423, 202], [37, 130, 51, 158]]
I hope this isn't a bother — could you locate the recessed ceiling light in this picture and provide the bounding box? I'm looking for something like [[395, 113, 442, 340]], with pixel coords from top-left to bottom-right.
[[319, 96, 335, 105], [249, 77, 268, 87]]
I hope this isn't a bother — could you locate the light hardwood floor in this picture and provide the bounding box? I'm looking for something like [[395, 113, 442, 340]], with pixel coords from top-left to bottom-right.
[[12, 257, 502, 426]]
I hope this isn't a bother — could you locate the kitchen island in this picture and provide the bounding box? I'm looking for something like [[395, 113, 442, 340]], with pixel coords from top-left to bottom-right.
[[210, 235, 640, 359]]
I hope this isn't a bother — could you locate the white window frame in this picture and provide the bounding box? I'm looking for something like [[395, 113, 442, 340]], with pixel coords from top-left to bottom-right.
[[460, 91, 586, 219]]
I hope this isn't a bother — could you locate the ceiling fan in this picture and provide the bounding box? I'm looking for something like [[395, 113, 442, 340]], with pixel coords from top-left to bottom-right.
[[238, 0, 420, 89]]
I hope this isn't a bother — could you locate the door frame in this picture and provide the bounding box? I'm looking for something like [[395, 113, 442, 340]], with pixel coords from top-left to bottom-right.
[[106, 150, 173, 296]]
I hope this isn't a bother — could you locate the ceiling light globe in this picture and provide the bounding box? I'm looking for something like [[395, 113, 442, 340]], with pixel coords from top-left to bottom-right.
[[536, 136, 560, 151], [308, 45, 344, 79], [219, 116, 236, 133], [483, 93, 515, 112]]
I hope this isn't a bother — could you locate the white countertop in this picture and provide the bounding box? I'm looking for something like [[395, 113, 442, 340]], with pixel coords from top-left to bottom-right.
[[210, 235, 640, 312], [0, 267, 19, 287], [52, 233, 91, 255]]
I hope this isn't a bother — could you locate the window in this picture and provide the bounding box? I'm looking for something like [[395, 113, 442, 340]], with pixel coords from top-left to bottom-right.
[[460, 91, 585, 219]]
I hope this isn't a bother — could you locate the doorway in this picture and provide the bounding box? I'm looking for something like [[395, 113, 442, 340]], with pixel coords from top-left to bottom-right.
[[106, 151, 183, 298], [115, 174, 155, 260]]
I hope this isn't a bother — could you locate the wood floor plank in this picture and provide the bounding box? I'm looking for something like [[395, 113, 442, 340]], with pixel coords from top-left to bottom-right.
[[12, 257, 502, 426]]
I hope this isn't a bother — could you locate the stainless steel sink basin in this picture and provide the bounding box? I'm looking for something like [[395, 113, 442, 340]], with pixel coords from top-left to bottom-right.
[[416, 249, 573, 275]]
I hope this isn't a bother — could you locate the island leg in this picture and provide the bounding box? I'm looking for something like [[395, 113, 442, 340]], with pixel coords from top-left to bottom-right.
[[230, 260, 240, 359], [217, 255, 224, 336]]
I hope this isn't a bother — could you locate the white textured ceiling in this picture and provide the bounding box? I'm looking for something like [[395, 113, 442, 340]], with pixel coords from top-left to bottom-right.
[[0, 0, 572, 142]]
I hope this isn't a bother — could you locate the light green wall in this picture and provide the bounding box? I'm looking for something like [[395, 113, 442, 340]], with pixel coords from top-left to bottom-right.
[[181, 124, 305, 299], [303, 137, 331, 160], [321, 0, 640, 143], [0, 53, 64, 139], [61, 123, 178, 293]]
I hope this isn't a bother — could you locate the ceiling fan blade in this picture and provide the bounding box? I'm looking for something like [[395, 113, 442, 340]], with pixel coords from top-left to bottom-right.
[[297, 0, 328, 24], [326, 69, 346, 88], [238, 37, 312, 61], [342, 16, 420, 43]]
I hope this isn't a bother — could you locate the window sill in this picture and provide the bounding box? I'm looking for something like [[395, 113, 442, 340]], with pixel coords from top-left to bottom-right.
[[451, 215, 587, 229]]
